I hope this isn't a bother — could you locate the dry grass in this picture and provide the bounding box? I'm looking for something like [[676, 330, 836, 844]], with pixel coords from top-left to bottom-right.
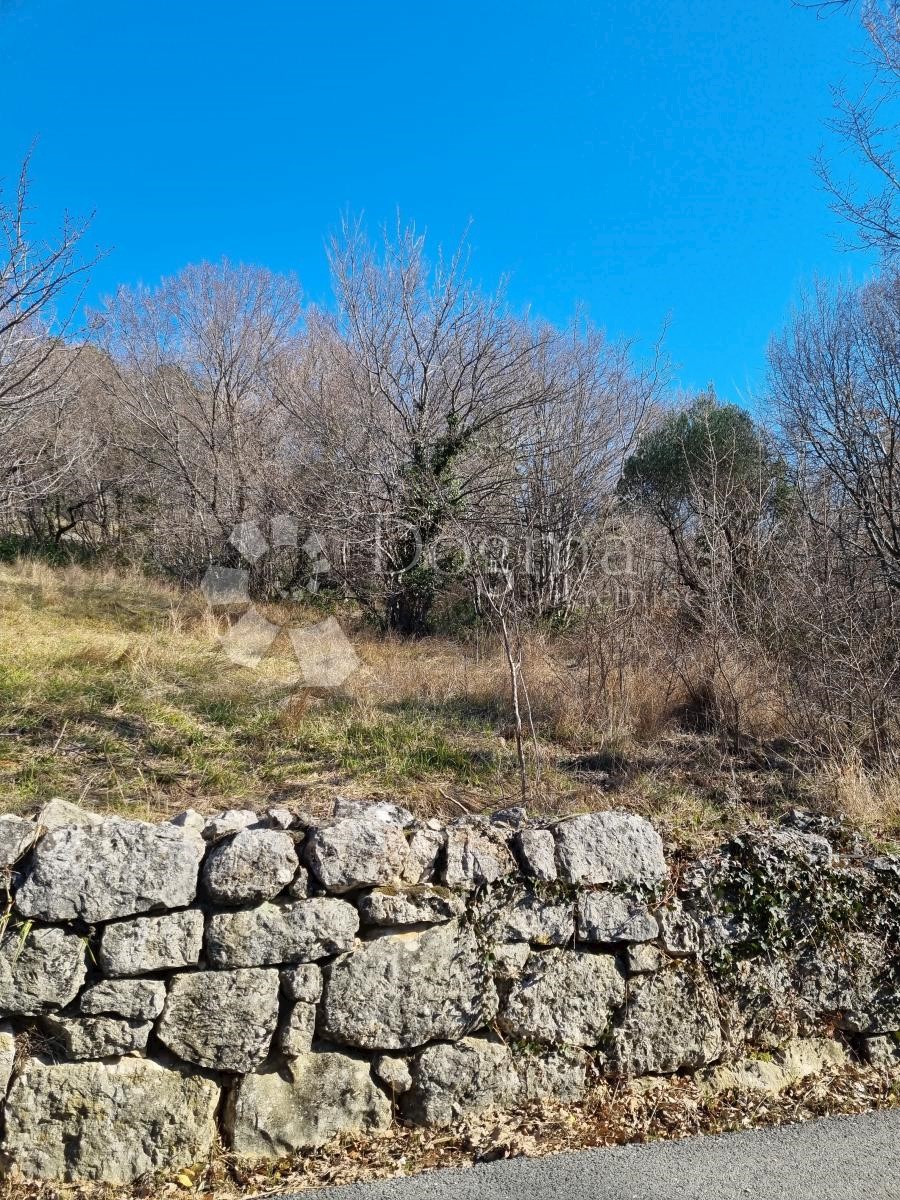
[[817, 756, 900, 839], [0, 559, 898, 845], [0, 559, 532, 821]]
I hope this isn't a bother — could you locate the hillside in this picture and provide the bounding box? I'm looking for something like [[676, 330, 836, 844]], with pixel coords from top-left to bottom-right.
[[1, 559, 897, 850]]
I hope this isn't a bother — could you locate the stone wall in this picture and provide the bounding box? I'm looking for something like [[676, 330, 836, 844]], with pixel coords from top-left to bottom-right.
[[0, 797, 897, 1183]]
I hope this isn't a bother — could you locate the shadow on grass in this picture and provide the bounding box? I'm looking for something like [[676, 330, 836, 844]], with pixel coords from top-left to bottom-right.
[[382, 694, 510, 731]]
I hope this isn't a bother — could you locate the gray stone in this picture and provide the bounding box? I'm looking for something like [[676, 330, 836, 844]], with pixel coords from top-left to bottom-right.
[[358, 884, 465, 927], [280, 1002, 316, 1057], [3, 1056, 219, 1182], [861, 994, 900, 1036], [555, 811, 667, 887], [492, 942, 531, 981], [333, 798, 415, 827], [202, 808, 260, 842], [0, 814, 34, 868], [79, 978, 166, 1021], [491, 806, 528, 829], [444, 824, 514, 889], [500, 949, 625, 1047], [202, 827, 299, 905], [321, 919, 497, 1050], [402, 826, 445, 884], [36, 798, 103, 833], [206, 898, 359, 968], [861, 1035, 900, 1070], [16, 818, 205, 923], [781, 809, 854, 842], [157, 968, 280, 1073], [656, 900, 702, 956], [267, 807, 296, 829], [404, 1037, 519, 1126], [373, 1054, 412, 1093], [702, 1037, 847, 1097], [626, 944, 665, 974], [0, 1023, 15, 1095], [281, 963, 323, 1004], [700, 911, 752, 952], [725, 956, 800, 1048], [518, 1046, 591, 1103], [0, 924, 86, 1015], [611, 965, 723, 1075], [285, 864, 311, 899], [225, 1050, 391, 1157], [289, 809, 316, 833], [305, 816, 409, 893], [771, 828, 834, 867], [577, 892, 659, 943], [169, 808, 206, 836], [794, 932, 897, 1034], [98, 908, 204, 977], [482, 891, 574, 947], [43, 1014, 152, 1059], [513, 828, 557, 881]]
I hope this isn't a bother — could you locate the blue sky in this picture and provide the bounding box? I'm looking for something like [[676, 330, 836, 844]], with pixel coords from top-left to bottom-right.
[[0, 0, 877, 401]]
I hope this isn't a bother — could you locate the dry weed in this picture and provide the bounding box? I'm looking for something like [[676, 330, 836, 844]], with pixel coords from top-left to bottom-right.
[[819, 757, 900, 840]]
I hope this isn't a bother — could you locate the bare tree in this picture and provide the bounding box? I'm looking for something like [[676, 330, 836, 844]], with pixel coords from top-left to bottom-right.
[[813, 0, 900, 257], [769, 271, 900, 589], [502, 320, 662, 620], [764, 270, 900, 764], [0, 153, 98, 507], [275, 219, 558, 634], [7, 346, 130, 550], [93, 260, 303, 573]]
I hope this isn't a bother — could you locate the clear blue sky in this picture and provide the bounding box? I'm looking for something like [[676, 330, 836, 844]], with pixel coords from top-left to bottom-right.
[[0, 0, 877, 400]]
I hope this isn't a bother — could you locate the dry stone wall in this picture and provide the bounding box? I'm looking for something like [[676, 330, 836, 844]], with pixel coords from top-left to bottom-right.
[[0, 796, 897, 1183]]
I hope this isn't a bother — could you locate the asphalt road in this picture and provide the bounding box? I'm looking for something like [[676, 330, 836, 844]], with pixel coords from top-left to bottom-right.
[[287, 1110, 900, 1200]]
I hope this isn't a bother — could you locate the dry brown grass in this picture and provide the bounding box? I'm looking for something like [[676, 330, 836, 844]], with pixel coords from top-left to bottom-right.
[[1, 558, 898, 845], [817, 757, 900, 839]]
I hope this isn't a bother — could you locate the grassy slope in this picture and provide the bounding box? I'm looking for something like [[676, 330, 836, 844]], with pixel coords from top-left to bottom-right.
[[1, 560, 896, 847], [0, 561, 534, 822]]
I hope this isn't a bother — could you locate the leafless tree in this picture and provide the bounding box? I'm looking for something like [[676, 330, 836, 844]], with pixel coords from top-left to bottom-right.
[[763, 270, 900, 764], [502, 321, 663, 620], [758, 489, 900, 765], [274, 219, 560, 633], [812, 1, 900, 257], [7, 346, 130, 549], [769, 271, 900, 589], [93, 260, 303, 572], [0, 153, 98, 507]]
